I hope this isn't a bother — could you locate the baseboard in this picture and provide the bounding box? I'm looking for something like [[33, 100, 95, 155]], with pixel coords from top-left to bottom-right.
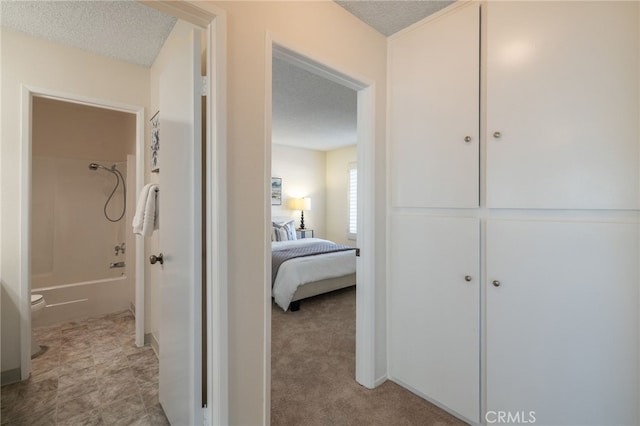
[[1, 368, 22, 386], [374, 374, 388, 388], [145, 332, 159, 357]]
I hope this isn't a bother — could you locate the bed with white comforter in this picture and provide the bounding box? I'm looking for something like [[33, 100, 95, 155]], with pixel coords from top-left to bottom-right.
[[272, 238, 356, 311]]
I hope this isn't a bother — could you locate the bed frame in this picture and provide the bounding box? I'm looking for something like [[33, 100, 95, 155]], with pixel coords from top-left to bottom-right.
[[288, 273, 356, 311]]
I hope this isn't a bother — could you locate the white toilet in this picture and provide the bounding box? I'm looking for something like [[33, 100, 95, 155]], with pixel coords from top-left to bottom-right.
[[31, 294, 46, 357]]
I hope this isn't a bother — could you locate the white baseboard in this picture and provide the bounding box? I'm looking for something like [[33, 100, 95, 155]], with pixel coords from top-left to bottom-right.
[[374, 374, 388, 388], [145, 332, 160, 357]]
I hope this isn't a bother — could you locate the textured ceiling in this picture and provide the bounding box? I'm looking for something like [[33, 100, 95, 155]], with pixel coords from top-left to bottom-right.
[[0, 0, 176, 68], [336, 0, 455, 36], [272, 57, 357, 151], [0, 0, 451, 152]]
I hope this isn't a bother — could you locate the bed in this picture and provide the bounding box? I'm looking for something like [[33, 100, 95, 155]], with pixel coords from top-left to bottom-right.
[[271, 219, 356, 311]]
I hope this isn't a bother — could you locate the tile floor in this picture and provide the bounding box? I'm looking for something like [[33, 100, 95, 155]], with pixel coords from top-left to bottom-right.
[[1, 311, 169, 426]]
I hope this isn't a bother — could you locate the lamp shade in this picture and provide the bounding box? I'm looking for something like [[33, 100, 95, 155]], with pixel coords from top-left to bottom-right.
[[289, 198, 304, 210], [289, 197, 311, 211]]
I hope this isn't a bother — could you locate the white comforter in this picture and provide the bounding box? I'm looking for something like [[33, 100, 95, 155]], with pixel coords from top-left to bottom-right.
[[272, 238, 356, 311]]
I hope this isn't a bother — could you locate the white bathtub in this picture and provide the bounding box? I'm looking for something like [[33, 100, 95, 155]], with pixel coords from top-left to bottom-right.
[[32, 276, 132, 327]]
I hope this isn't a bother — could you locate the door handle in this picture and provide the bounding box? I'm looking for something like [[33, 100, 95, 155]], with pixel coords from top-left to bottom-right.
[[149, 253, 164, 265]]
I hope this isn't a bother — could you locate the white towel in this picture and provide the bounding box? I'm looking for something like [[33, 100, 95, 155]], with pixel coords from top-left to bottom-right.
[[133, 184, 159, 237]]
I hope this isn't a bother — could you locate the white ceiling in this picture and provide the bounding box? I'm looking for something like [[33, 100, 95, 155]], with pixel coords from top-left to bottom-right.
[[0, 0, 450, 152]]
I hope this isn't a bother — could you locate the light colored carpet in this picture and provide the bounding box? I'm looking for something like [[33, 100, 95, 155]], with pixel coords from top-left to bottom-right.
[[271, 287, 468, 426]]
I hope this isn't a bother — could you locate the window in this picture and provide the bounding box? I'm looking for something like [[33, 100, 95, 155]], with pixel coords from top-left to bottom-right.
[[348, 162, 357, 240]]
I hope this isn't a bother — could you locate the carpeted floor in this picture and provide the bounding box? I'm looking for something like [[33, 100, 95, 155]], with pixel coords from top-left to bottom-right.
[[271, 287, 468, 426]]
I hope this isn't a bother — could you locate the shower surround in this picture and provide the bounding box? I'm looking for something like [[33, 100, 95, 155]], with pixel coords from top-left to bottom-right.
[[31, 156, 135, 326]]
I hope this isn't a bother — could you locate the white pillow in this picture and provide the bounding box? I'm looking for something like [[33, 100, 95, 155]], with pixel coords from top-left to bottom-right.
[[272, 219, 296, 241]]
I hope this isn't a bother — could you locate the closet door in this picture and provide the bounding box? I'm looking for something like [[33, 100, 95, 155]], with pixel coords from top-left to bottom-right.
[[389, 3, 479, 208], [486, 219, 639, 425], [486, 1, 639, 209], [389, 215, 480, 423]]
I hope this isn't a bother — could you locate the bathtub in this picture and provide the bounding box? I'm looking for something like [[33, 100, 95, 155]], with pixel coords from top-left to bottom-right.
[[32, 276, 132, 327]]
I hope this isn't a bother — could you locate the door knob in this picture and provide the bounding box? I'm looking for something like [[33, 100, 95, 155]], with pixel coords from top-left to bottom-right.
[[492, 280, 501, 287], [149, 253, 164, 265], [493, 131, 502, 139], [465, 275, 472, 282], [464, 136, 472, 143]]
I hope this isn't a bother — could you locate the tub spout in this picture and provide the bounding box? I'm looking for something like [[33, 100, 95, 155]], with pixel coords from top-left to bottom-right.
[[109, 261, 125, 269]]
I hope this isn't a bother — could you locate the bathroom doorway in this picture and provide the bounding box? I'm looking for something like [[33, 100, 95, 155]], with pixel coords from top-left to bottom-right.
[[21, 88, 146, 379]]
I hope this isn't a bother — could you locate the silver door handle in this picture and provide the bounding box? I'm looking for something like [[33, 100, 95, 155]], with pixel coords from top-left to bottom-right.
[[465, 275, 472, 282], [492, 280, 501, 287], [149, 253, 164, 265]]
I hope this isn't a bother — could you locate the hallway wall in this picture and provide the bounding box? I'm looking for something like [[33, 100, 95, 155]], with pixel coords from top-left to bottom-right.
[[208, 1, 388, 424], [0, 28, 149, 376]]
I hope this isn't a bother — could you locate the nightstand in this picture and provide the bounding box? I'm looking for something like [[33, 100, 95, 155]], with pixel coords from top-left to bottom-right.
[[296, 229, 314, 239]]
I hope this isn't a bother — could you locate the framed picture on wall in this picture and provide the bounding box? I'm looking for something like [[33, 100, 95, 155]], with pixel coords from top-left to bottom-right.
[[150, 111, 160, 173], [271, 177, 282, 205]]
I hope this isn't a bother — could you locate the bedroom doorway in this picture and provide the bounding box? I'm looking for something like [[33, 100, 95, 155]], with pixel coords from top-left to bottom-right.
[[268, 41, 378, 421]]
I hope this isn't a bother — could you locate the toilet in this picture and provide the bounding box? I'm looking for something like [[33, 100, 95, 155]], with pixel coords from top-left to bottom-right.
[[31, 294, 46, 357]]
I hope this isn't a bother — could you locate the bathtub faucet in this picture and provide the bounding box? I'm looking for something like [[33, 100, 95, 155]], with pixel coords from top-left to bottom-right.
[[110, 261, 125, 269], [115, 242, 125, 256]]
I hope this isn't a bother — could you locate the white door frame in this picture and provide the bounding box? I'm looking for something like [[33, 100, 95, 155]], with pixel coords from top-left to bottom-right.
[[266, 38, 378, 390], [19, 86, 146, 379]]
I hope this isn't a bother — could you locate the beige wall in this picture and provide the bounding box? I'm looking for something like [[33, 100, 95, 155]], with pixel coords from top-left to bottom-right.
[[1, 28, 149, 374], [33, 97, 136, 160], [271, 143, 357, 243], [210, 1, 387, 424], [271, 144, 326, 237], [326, 145, 357, 246]]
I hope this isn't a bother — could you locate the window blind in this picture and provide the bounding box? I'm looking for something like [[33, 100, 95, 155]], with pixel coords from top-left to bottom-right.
[[348, 162, 357, 240]]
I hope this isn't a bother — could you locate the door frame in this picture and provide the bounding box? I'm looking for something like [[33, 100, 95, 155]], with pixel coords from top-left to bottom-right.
[[19, 86, 146, 378], [266, 37, 378, 391]]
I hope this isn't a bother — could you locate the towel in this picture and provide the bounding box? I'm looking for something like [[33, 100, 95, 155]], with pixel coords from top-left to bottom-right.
[[133, 184, 159, 237]]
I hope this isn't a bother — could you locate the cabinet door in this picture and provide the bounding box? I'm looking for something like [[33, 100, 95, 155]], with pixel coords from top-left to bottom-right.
[[486, 219, 639, 425], [389, 215, 480, 423], [486, 2, 639, 209], [389, 3, 479, 208]]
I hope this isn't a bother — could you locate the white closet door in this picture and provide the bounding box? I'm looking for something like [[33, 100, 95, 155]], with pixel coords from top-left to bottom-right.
[[486, 219, 639, 425], [389, 3, 479, 208], [486, 1, 639, 209], [389, 215, 480, 423]]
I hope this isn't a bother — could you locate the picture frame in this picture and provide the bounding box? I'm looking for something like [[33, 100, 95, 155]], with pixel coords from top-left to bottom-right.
[[271, 177, 282, 205], [150, 111, 160, 173]]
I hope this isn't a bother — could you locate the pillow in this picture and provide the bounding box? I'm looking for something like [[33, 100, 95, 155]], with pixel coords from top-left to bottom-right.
[[272, 219, 297, 241], [272, 216, 293, 226]]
